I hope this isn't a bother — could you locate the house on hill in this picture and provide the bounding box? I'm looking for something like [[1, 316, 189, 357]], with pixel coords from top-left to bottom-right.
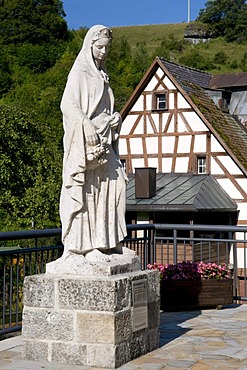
[[119, 57, 247, 235]]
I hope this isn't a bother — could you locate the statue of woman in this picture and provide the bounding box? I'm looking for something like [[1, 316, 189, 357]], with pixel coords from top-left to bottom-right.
[[60, 25, 127, 259]]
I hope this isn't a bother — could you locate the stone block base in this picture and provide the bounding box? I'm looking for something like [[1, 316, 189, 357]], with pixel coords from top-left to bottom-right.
[[22, 268, 160, 368]]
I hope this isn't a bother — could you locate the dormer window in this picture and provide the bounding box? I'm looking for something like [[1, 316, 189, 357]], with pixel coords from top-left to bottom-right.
[[152, 91, 168, 111]]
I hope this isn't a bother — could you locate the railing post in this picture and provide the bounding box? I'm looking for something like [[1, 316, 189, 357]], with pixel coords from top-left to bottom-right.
[[150, 225, 155, 265], [244, 232, 247, 298], [231, 233, 238, 299], [145, 228, 149, 267], [173, 229, 177, 265]]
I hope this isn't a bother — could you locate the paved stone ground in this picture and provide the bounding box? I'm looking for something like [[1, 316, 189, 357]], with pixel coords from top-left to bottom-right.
[[0, 304, 247, 370]]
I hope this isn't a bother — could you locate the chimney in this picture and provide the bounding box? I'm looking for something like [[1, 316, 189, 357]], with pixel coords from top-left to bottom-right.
[[135, 168, 156, 199]]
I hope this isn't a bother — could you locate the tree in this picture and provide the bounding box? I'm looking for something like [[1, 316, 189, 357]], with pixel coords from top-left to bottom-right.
[[107, 37, 135, 111], [179, 49, 214, 71], [0, 48, 12, 96], [0, 104, 61, 230], [0, 0, 69, 45], [12, 41, 67, 73], [197, 0, 247, 43], [131, 42, 152, 86]]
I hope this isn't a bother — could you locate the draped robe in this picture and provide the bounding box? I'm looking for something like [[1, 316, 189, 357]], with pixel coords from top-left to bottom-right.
[[60, 25, 127, 254]]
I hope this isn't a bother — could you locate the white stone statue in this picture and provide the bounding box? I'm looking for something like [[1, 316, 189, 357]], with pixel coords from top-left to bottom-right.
[[58, 25, 128, 262]]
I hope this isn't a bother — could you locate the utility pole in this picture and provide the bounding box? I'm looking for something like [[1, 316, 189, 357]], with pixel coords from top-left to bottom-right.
[[188, 0, 191, 23]]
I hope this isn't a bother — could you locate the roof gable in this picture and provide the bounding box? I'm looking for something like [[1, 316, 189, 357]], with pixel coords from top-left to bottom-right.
[[121, 57, 247, 174]]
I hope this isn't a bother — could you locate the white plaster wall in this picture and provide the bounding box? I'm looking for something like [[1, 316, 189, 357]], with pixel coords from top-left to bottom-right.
[[217, 178, 244, 199], [235, 218, 247, 267], [229, 247, 247, 268], [194, 135, 206, 152], [146, 94, 152, 111], [147, 157, 159, 169], [132, 158, 145, 171], [183, 112, 207, 131], [211, 136, 225, 152], [177, 115, 188, 133], [146, 118, 156, 134], [131, 96, 144, 112], [211, 157, 225, 175], [162, 136, 175, 153], [175, 157, 189, 173], [236, 203, 247, 222], [235, 249, 247, 269], [164, 76, 176, 89], [156, 67, 164, 78], [129, 138, 143, 155], [132, 116, 144, 135], [119, 139, 128, 155], [162, 157, 173, 172], [177, 93, 190, 109], [167, 118, 175, 133], [162, 113, 174, 132], [145, 77, 158, 91], [169, 93, 175, 109], [120, 115, 133, 135], [157, 85, 164, 91], [236, 179, 247, 193], [177, 136, 192, 153], [146, 137, 159, 154], [218, 156, 242, 175], [150, 113, 159, 130]]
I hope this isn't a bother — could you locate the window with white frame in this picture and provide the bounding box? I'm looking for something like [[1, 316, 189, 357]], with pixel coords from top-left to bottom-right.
[[197, 156, 206, 174], [152, 92, 168, 110]]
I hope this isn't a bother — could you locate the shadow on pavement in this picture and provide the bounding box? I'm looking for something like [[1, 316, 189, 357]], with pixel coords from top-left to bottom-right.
[[159, 303, 242, 347]]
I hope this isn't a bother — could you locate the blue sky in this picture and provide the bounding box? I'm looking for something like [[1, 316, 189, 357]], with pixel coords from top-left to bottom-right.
[[62, 0, 207, 30]]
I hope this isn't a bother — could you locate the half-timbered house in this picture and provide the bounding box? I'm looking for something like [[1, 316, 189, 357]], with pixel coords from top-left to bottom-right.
[[119, 57, 247, 237]]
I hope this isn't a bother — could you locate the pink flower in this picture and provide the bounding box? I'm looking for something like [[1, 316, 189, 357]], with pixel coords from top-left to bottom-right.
[[147, 261, 230, 281]]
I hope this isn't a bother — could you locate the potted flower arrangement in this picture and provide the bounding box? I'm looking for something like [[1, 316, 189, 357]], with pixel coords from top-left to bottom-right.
[[147, 261, 233, 311]]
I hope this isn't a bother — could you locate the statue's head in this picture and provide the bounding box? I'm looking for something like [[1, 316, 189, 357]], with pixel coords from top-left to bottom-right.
[[79, 25, 112, 69], [84, 25, 112, 66], [83, 25, 112, 49], [91, 28, 112, 44]]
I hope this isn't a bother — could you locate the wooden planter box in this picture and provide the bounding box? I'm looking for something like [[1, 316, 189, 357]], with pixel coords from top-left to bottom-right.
[[160, 279, 233, 311]]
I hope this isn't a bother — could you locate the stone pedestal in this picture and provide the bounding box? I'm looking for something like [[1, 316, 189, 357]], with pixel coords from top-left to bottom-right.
[[22, 255, 160, 369]]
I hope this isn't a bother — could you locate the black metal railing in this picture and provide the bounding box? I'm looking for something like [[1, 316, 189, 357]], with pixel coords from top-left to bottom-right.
[[0, 223, 247, 337], [153, 224, 247, 303], [0, 228, 63, 336], [0, 225, 153, 337]]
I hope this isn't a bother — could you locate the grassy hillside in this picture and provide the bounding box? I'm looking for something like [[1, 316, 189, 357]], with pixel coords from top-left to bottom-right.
[[112, 23, 187, 53], [111, 23, 247, 74]]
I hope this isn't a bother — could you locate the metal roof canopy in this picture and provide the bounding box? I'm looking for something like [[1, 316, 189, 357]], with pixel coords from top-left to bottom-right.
[[126, 173, 237, 212]]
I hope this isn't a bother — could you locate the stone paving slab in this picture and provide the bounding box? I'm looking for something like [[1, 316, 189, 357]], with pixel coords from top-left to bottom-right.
[[0, 304, 247, 370]]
